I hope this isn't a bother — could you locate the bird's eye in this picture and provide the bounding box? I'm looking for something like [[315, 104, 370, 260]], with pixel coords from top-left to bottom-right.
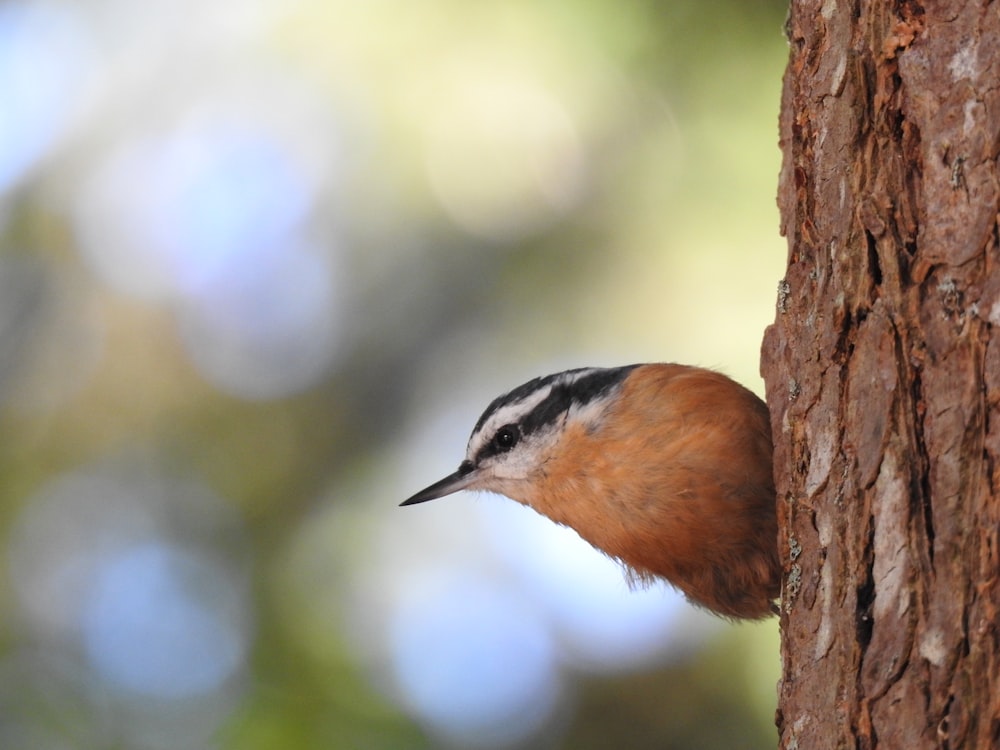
[[493, 425, 520, 452]]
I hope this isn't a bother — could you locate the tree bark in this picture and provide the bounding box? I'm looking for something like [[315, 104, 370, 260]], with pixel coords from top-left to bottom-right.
[[762, 1, 1000, 748]]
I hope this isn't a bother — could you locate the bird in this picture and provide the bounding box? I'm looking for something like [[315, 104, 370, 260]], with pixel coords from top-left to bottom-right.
[[401, 364, 780, 619]]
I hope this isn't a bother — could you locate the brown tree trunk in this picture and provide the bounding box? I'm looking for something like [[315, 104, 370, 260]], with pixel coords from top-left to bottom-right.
[[762, 1, 1000, 748]]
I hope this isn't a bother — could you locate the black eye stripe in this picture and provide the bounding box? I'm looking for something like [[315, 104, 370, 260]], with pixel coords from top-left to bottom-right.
[[472, 366, 638, 438], [519, 385, 573, 436], [469, 365, 639, 465]]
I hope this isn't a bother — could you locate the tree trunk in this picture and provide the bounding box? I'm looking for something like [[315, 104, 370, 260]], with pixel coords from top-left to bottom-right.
[[761, 1, 1000, 748]]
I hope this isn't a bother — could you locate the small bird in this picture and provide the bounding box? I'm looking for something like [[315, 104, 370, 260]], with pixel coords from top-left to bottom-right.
[[402, 364, 780, 619]]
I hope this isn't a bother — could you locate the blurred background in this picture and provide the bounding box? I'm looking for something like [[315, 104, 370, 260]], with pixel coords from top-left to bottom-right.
[[0, 0, 789, 748]]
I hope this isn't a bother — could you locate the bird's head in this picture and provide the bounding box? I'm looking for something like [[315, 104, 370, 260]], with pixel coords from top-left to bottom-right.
[[401, 365, 638, 507]]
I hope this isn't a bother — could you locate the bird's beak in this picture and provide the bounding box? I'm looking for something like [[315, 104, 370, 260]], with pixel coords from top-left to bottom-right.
[[400, 461, 478, 506]]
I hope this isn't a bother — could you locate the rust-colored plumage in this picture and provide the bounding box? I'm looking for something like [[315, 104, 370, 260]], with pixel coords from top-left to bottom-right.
[[402, 364, 780, 619]]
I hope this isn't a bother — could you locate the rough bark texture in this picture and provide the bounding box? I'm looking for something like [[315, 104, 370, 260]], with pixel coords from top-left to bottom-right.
[[762, 1, 1000, 748]]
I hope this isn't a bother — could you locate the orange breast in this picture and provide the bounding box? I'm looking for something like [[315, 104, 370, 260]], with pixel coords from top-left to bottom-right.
[[524, 364, 779, 619]]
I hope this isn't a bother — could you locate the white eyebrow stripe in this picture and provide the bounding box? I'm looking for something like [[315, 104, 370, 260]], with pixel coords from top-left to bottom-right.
[[465, 382, 554, 460], [464, 367, 620, 461]]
